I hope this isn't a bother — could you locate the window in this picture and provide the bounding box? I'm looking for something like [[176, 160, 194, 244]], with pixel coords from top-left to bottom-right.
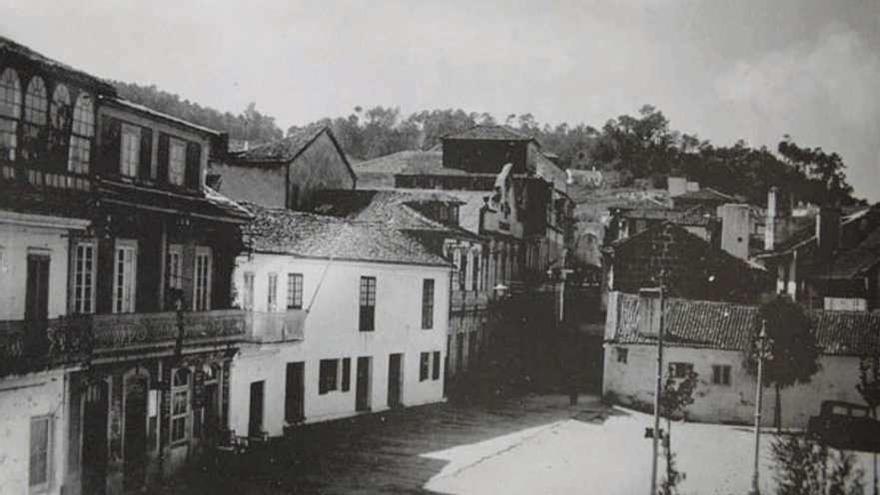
[[432, 351, 441, 380], [29, 415, 52, 490], [319, 359, 339, 394], [72, 241, 96, 314], [419, 352, 430, 382], [170, 369, 191, 444], [359, 276, 376, 332], [267, 273, 278, 312], [165, 244, 182, 290], [668, 362, 694, 379], [459, 251, 468, 291], [616, 347, 628, 364], [68, 94, 94, 174], [49, 84, 71, 154], [168, 138, 186, 185], [113, 241, 137, 313], [287, 273, 303, 309], [22, 76, 47, 161], [242, 272, 254, 310], [471, 252, 479, 291], [421, 279, 434, 329], [120, 124, 140, 177], [341, 358, 351, 392], [193, 247, 212, 311], [712, 365, 732, 386], [0, 68, 21, 161]]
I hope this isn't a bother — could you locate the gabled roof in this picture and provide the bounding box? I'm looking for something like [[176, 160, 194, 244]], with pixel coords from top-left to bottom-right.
[[442, 125, 537, 144], [101, 96, 222, 137], [230, 125, 325, 163], [240, 203, 450, 267], [0, 35, 116, 94], [608, 292, 880, 356], [617, 207, 714, 227], [354, 150, 443, 175], [310, 189, 479, 240]]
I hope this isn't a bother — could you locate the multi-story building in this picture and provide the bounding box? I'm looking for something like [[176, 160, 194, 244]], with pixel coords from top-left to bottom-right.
[[227, 204, 450, 436], [0, 36, 251, 495]]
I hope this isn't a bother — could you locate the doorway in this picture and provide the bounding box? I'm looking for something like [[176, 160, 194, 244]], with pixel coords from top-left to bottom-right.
[[285, 362, 305, 424], [355, 357, 371, 412], [248, 381, 265, 438], [25, 254, 50, 353], [387, 354, 403, 408], [123, 374, 148, 491], [82, 380, 109, 495]]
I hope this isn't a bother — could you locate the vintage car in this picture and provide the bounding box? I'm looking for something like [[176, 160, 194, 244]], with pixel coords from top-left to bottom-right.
[[807, 401, 880, 452]]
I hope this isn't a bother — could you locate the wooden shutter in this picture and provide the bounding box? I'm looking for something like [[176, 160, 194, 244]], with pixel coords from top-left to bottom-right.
[[156, 133, 169, 184], [185, 142, 201, 189], [97, 115, 121, 176], [138, 127, 152, 181]]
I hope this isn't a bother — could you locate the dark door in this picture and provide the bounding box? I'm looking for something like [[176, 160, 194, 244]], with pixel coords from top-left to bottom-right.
[[24, 254, 50, 353], [203, 382, 219, 442], [285, 362, 304, 424], [356, 357, 371, 412], [248, 381, 264, 438], [82, 381, 109, 495], [387, 354, 403, 408], [123, 375, 148, 491]]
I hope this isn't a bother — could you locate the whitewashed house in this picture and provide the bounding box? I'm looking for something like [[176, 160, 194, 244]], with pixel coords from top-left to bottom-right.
[[228, 204, 451, 438], [603, 291, 880, 428]]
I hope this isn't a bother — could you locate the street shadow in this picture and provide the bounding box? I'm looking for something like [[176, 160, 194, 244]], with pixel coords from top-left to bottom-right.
[[155, 394, 613, 494]]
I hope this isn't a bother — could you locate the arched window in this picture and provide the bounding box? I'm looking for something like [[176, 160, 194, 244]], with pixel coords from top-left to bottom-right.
[[0, 68, 21, 161], [50, 84, 71, 163], [21, 76, 48, 161], [68, 94, 94, 174]]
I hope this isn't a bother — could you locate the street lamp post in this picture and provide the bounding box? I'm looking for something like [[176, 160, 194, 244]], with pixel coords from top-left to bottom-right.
[[751, 320, 768, 495], [649, 286, 665, 495]]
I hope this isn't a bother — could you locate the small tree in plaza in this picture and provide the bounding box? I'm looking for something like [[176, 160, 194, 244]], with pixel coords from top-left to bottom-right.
[[771, 434, 864, 495], [658, 369, 699, 495], [744, 296, 821, 430]]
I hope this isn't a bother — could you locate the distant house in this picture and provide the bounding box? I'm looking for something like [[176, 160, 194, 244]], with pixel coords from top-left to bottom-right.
[[352, 150, 445, 189], [210, 126, 356, 210], [602, 221, 773, 305], [228, 204, 450, 435], [671, 187, 741, 213], [603, 291, 880, 427]]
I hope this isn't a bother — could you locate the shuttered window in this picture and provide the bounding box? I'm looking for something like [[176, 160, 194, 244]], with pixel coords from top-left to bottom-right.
[[193, 247, 212, 311], [432, 351, 441, 380], [113, 241, 137, 313], [419, 352, 430, 382], [319, 359, 339, 394], [421, 279, 434, 329], [168, 138, 186, 185], [29, 416, 52, 490], [120, 124, 140, 177]]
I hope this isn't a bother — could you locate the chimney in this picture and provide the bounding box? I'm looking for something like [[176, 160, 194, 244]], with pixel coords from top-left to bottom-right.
[[816, 206, 841, 259], [667, 177, 687, 197], [717, 203, 751, 260], [637, 288, 662, 337], [764, 186, 778, 250]]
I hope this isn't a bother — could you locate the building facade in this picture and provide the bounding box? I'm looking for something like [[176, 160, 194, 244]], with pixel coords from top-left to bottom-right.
[[227, 206, 450, 437]]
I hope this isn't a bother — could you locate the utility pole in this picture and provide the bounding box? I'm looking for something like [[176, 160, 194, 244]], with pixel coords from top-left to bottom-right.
[[750, 320, 768, 495], [649, 285, 665, 495]]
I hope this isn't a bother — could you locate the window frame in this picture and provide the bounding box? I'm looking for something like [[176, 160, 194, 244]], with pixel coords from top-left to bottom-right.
[[168, 137, 187, 186], [616, 347, 628, 364], [68, 93, 94, 174], [421, 278, 434, 330], [358, 276, 376, 332], [29, 415, 53, 492], [267, 272, 278, 312], [242, 271, 255, 311], [712, 364, 732, 386], [419, 352, 430, 382], [113, 240, 137, 314], [341, 357, 351, 392], [318, 359, 339, 395], [170, 368, 191, 445], [287, 273, 303, 309], [0, 68, 20, 162], [120, 123, 141, 177], [431, 351, 441, 380], [668, 362, 694, 379], [193, 246, 212, 311], [165, 244, 183, 290], [72, 240, 96, 314]]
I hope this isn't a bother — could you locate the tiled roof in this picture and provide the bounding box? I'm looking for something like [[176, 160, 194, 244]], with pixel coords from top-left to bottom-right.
[[97, 179, 252, 223], [0, 36, 116, 94], [354, 150, 443, 174], [102, 97, 222, 136], [230, 125, 327, 162], [310, 189, 479, 240], [241, 203, 451, 267], [618, 208, 714, 227], [442, 125, 536, 143], [609, 292, 880, 356]]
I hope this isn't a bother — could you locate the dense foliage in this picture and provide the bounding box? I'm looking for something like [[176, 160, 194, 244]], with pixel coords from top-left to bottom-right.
[[110, 80, 859, 205], [771, 434, 864, 495]]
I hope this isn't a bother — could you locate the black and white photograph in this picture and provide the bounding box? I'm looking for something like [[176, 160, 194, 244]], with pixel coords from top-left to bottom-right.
[[1, 1, 879, 493]]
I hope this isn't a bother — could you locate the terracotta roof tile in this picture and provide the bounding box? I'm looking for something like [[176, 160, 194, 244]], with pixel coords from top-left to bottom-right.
[[230, 125, 326, 162], [442, 125, 536, 143]]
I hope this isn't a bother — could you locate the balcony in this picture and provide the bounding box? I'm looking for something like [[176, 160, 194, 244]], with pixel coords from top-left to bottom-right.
[[0, 163, 92, 191], [244, 310, 306, 344], [0, 309, 247, 375]]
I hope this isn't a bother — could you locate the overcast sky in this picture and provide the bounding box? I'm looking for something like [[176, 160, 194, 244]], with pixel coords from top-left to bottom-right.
[[3, 0, 879, 200]]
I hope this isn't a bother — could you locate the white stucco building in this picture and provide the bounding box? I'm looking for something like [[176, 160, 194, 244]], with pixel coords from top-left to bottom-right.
[[227, 205, 451, 438], [603, 291, 880, 428]]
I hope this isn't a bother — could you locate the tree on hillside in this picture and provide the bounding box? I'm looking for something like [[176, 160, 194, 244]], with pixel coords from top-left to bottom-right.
[[744, 296, 821, 431], [778, 136, 855, 206]]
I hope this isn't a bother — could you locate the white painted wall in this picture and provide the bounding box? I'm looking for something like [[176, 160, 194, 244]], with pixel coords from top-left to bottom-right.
[[0, 371, 70, 495], [228, 254, 450, 437], [603, 343, 868, 428]]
